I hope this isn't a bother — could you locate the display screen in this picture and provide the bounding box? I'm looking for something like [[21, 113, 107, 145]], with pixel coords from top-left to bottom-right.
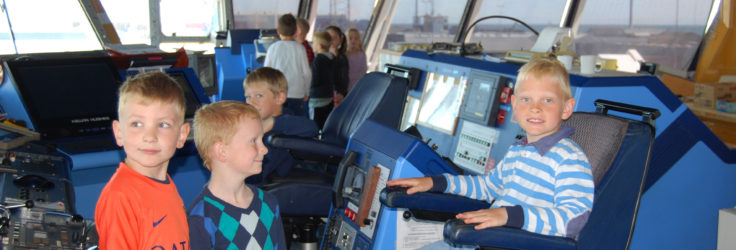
[[124, 69, 203, 121], [416, 72, 467, 135], [459, 71, 506, 126], [6, 57, 122, 139], [167, 71, 201, 120]]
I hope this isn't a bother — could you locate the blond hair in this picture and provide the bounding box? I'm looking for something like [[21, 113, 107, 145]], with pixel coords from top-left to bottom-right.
[[117, 71, 186, 121], [193, 101, 261, 170], [244, 67, 288, 95], [347, 28, 363, 51], [516, 57, 572, 99], [312, 31, 332, 52]]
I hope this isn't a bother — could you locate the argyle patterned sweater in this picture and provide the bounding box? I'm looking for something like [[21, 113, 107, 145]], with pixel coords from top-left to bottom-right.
[[187, 185, 286, 250]]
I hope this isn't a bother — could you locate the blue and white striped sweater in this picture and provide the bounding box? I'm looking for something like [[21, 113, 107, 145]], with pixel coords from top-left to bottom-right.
[[442, 137, 594, 237]]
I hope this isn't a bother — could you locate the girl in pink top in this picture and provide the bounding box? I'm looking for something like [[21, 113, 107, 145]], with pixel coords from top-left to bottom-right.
[[346, 28, 368, 93]]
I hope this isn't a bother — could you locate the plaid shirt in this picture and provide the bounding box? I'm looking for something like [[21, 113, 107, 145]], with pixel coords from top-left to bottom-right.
[[302, 41, 314, 65]]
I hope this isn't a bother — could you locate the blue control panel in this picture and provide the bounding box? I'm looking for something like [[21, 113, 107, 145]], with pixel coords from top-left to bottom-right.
[[320, 120, 457, 249]]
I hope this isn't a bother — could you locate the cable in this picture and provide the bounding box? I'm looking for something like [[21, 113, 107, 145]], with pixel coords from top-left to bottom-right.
[[460, 15, 539, 56], [1, 0, 18, 54]]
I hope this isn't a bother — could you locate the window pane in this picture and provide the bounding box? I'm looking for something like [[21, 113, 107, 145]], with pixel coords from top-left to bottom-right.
[[232, 0, 300, 29], [160, 0, 218, 37], [314, 0, 376, 33], [0, 9, 15, 54], [100, 0, 150, 45], [576, 0, 713, 72], [4, 0, 102, 53], [469, 0, 567, 54], [382, 0, 468, 50]]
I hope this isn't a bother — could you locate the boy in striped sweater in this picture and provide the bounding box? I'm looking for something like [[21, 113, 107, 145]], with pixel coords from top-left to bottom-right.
[[387, 57, 594, 238]]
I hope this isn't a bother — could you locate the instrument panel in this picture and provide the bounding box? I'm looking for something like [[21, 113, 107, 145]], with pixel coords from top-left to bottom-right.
[[1, 145, 95, 249]]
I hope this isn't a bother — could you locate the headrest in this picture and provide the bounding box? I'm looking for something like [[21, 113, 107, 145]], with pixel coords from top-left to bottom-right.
[[322, 72, 407, 145], [563, 112, 628, 185]]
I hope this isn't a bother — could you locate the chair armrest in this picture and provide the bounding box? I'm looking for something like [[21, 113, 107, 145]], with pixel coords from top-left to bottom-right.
[[267, 134, 345, 160], [380, 187, 490, 221], [444, 219, 576, 250]]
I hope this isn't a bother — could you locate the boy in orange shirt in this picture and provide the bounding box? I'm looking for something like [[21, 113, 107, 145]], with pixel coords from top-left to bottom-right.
[[95, 71, 191, 249]]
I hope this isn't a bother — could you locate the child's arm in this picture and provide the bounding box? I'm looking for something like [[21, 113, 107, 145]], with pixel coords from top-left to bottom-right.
[[389, 175, 512, 230], [385, 177, 433, 195]]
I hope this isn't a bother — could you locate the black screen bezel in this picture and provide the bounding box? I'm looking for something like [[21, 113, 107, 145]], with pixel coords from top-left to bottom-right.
[[6, 57, 123, 139]]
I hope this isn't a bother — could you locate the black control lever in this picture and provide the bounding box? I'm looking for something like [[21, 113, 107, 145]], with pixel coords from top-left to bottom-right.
[[3, 200, 34, 210], [333, 151, 358, 209], [0, 200, 34, 236]]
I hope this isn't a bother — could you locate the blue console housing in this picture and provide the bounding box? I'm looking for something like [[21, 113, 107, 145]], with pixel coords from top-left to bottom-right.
[[214, 29, 264, 102], [320, 120, 458, 249]]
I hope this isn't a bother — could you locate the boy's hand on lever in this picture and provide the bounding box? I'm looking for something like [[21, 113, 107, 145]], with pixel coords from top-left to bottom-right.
[[386, 177, 433, 195], [456, 208, 508, 230]]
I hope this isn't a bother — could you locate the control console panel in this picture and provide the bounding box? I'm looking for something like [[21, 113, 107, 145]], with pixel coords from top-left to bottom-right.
[[321, 120, 458, 249], [0, 145, 93, 249]]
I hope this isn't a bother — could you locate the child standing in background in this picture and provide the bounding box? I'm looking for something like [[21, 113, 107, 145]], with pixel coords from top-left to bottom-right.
[[346, 28, 367, 92], [325, 25, 348, 105], [309, 31, 337, 130], [264, 13, 311, 117], [296, 18, 314, 65]]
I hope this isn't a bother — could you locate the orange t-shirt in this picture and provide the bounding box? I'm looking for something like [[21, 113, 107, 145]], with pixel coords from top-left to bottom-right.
[[95, 162, 189, 249]]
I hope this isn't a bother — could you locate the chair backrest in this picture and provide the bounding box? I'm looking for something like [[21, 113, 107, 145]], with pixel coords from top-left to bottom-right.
[[321, 72, 408, 145], [563, 112, 655, 250], [563, 113, 628, 185]]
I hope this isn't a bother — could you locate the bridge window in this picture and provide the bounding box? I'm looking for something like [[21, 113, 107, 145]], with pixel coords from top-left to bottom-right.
[[101, 0, 150, 45], [232, 0, 300, 29], [467, 0, 568, 54], [313, 0, 376, 37], [381, 0, 468, 51], [0, 0, 102, 54], [0, 9, 14, 54], [575, 0, 714, 73], [160, 0, 218, 37]]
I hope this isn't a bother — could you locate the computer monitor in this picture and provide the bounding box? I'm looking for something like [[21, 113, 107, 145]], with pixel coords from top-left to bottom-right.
[[123, 68, 210, 122], [5, 57, 123, 140]]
